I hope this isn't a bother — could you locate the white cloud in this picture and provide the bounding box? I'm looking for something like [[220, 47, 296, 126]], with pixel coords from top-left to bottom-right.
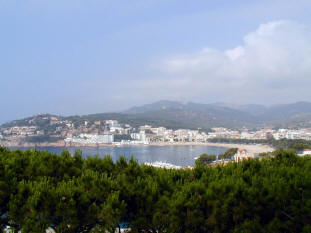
[[145, 20, 311, 104], [225, 46, 245, 61]]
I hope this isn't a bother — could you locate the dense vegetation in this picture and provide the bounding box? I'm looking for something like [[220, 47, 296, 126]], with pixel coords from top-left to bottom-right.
[[0, 147, 310, 232], [1, 112, 209, 132], [24, 135, 64, 143], [0, 114, 54, 128], [196, 153, 216, 164], [196, 148, 238, 165], [66, 112, 209, 131], [218, 147, 238, 160], [4, 101, 311, 131]]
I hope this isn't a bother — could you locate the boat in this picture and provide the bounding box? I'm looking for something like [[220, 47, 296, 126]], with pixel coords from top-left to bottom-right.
[[144, 161, 182, 169]]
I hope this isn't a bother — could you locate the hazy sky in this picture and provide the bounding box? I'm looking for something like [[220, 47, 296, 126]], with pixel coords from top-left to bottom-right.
[[1, 0, 311, 124]]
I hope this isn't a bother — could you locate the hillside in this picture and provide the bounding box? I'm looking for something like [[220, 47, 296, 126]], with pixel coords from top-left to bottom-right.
[[2, 100, 311, 131], [125, 100, 311, 128], [125, 100, 258, 128], [67, 112, 196, 130]]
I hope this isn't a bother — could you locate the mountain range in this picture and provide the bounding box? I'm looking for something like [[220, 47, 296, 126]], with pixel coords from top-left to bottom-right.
[[123, 100, 311, 129], [3, 100, 311, 130]]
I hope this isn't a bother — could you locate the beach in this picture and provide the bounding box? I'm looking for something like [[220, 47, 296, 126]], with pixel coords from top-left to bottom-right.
[[149, 142, 274, 154], [1, 140, 275, 155]]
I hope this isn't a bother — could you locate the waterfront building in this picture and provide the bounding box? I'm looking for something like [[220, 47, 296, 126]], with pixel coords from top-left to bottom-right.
[[65, 133, 114, 144], [297, 149, 311, 156], [234, 149, 254, 162]]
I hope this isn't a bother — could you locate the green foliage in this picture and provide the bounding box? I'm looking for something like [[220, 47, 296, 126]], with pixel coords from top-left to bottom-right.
[[218, 148, 238, 160], [292, 142, 311, 151], [258, 151, 275, 158], [66, 112, 207, 130], [0, 146, 310, 232], [197, 154, 216, 165]]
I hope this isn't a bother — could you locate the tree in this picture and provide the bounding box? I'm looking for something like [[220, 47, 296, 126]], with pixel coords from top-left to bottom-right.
[[218, 148, 238, 160], [0, 147, 310, 232], [292, 143, 311, 152], [197, 154, 216, 165]]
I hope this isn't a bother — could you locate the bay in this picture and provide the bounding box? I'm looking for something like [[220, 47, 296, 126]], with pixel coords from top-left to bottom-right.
[[11, 145, 227, 167]]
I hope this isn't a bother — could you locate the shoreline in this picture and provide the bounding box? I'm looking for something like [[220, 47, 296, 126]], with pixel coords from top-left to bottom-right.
[[150, 142, 274, 154], [1, 141, 274, 154]]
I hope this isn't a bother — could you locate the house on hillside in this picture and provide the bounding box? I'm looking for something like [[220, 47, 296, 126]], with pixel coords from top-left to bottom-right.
[[234, 149, 254, 162]]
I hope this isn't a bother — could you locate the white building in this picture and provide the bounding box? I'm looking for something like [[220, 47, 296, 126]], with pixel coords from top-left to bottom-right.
[[105, 120, 121, 128], [130, 131, 150, 144], [65, 133, 114, 144], [297, 149, 311, 156], [234, 149, 254, 162], [109, 126, 124, 133]]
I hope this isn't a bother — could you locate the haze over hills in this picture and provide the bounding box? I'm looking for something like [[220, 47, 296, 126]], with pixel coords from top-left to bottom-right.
[[124, 100, 311, 128], [2, 100, 311, 130], [124, 100, 257, 129]]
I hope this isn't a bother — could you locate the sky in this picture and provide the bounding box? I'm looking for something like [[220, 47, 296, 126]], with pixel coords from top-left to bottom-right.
[[1, 0, 311, 124]]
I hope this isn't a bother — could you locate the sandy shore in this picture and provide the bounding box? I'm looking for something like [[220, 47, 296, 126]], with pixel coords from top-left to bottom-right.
[[149, 142, 274, 154], [1, 140, 274, 155], [204, 142, 274, 154]]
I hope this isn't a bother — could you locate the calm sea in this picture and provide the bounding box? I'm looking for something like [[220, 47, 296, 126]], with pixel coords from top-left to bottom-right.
[[10, 145, 227, 167]]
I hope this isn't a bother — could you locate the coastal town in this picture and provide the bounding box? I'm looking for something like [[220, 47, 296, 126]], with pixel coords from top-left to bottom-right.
[[1, 114, 311, 146]]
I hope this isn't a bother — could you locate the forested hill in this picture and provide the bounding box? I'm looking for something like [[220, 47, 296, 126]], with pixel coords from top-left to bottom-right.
[[3, 100, 311, 130], [124, 100, 311, 128], [0, 112, 199, 131], [0, 147, 310, 232]]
